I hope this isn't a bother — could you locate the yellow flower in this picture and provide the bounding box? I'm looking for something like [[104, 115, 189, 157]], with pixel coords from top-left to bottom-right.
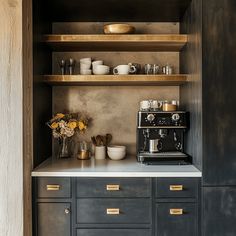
[[78, 121, 86, 130], [68, 121, 77, 129], [51, 122, 59, 129], [55, 113, 65, 119]]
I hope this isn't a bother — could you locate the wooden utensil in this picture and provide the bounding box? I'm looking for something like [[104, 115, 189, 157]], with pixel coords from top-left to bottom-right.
[[96, 135, 103, 146], [91, 136, 97, 146], [106, 133, 112, 146]]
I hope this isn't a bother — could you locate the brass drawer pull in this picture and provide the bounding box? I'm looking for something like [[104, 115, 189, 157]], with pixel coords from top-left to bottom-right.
[[106, 208, 120, 215], [170, 209, 183, 215], [106, 184, 120, 191], [46, 184, 60, 191], [169, 185, 183, 191]]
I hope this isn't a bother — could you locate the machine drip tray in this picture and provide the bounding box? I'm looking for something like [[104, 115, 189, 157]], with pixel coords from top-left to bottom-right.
[[139, 151, 188, 158], [138, 152, 191, 165]]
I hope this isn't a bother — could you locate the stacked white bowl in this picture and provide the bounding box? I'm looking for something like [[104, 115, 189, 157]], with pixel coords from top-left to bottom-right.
[[79, 58, 110, 75], [107, 146, 126, 160], [80, 58, 92, 75]]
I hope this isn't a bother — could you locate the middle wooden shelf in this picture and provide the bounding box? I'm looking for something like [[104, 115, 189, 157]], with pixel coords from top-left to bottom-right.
[[42, 74, 188, 86]]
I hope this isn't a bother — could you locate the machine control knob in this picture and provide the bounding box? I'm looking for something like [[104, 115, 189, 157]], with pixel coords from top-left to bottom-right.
[[172, 113, 180, 122], [147, 114, 155, 122]]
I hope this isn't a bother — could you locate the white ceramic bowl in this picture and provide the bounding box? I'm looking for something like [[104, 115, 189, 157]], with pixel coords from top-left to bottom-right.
[[92, 60, 103, 67], [107, 146, 126, 152], [80, 62, 91, 70], [93, 65, 110, 75], [80, 69, 92, 75], [107, 151, 126, 160], [80, 58, 92, 64]]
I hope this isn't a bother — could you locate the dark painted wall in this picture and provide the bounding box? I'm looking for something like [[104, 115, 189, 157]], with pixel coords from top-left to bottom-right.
[[180, 0, 203, 170], [202, 0, 236, 186], [33, 0, 52, 167]]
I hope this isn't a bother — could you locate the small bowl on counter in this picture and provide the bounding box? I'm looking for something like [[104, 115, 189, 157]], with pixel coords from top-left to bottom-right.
[[107, 145, 126, 160], [103, 24, 135, 34]]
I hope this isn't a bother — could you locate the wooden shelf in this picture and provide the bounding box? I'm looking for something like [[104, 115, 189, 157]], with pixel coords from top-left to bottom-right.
[[43, 34, 188, 52], [43, 75, 188, 86]]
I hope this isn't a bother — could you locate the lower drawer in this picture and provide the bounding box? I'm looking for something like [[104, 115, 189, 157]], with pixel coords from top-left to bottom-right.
[[76, 229, 151, 236], [155, 203, 197, 236], [77, 198, 151, 224]]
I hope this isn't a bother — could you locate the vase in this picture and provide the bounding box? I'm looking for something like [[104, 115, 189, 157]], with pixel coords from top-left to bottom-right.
[[58, 137, 70, 158]]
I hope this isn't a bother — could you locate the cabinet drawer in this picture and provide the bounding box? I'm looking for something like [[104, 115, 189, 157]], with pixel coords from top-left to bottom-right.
[[155, 178, 198, 198], [76, 198, 151, 224], [76, 178, 151, 198], [156, 203, 197, 236], [37, 177, 71, 198], [76, 229, 151, 236]]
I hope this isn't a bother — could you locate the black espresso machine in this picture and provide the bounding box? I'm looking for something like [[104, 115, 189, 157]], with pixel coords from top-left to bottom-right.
[[136, 111, 191, 165]]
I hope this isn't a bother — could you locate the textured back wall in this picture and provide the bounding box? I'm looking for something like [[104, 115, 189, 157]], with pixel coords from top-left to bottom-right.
[[53, 86, 179, 155]]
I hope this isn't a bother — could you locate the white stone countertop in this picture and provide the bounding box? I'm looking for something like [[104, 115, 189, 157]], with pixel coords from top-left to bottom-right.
[[31, 156, 202, 177]]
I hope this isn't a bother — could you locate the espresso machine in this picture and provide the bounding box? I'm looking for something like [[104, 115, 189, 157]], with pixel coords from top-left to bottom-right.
[[136, 105, 191, 165]]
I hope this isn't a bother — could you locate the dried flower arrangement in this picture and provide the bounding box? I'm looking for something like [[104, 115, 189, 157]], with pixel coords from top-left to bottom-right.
[[47, 112, 89, 158], [47, 113, 88, 139]]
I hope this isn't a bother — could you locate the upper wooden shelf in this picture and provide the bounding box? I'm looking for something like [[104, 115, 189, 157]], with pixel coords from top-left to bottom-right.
[[42, 75, 188, 86], [43, 34, 188, 52]]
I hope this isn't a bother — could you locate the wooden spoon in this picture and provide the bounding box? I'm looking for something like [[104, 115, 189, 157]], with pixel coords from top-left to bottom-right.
[[91, 136, 97, 146], [106, 133, 112, 146], [96, 135, 103, 146]]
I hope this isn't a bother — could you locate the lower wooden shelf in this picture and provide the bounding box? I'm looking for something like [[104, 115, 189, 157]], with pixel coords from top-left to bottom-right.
[[42, 75, 188, 86]]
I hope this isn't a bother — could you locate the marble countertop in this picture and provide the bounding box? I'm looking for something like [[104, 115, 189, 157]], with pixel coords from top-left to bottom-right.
[[31, 156, 202, 177]]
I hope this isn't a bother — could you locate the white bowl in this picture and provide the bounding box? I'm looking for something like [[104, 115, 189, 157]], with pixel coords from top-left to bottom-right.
[[80, 69, 92, 75], [93, 65, 110, 75], [92, 60, 103, 67], [80, 58, 92, 64], [107, 151, 126, 160], [108, 146, 126, 152], [80, 62, 91, 70]]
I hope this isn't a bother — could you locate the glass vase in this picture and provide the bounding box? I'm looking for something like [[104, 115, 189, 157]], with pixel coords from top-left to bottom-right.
[[58, 136, 70, 158]]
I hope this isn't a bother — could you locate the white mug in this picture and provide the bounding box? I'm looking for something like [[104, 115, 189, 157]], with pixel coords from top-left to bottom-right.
[[95, 146, 106, 160], [140, 100, 150, 110], [113, 65, 136, 75]]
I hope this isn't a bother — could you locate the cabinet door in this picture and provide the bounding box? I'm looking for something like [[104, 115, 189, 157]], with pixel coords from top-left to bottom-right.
[[156, 203, 197, 236], [203, 187, 236, 236], [202, 0, 236, 185], [37, 203, 71, 236]]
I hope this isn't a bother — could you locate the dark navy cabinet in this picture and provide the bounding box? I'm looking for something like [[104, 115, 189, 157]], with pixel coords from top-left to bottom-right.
[[33, 177, 200, 236], [37, 202, 71, 236]]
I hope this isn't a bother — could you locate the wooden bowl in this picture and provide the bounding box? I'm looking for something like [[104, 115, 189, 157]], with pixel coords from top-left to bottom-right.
[[103, 24, 135, 34]]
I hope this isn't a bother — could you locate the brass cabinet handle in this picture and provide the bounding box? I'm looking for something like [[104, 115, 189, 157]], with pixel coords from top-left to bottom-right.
[[46, 184, 60, 191], [106, 184, 120, 191], [169, 209, 183, 215], [169, 185, 183, 191], [106, 208, 120, 215], [64, 208, 70, 214]]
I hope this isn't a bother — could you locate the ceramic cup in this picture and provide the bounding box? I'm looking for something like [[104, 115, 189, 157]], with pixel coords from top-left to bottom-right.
[[95, 146, 106, 160], [140, 100, 151, 111], [93, 65, 110, 75], [113, 65, 136, 75]]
